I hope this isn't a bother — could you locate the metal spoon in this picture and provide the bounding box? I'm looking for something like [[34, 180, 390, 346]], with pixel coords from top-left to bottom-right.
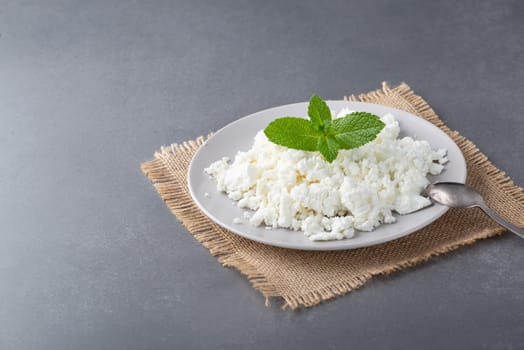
[[427, 182, 524, 239]]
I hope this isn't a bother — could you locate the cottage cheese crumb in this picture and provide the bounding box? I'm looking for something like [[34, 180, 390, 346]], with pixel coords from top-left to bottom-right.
[[233, 218, 242, 224], [205, 112, 447, 241]]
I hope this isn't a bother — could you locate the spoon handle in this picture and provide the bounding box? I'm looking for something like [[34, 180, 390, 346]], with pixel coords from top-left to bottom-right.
[[479, 204, 524, 239]]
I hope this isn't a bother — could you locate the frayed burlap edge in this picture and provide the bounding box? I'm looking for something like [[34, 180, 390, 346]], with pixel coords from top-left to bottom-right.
[[141, 138, 280, 303], [141, 82, 524, 309]]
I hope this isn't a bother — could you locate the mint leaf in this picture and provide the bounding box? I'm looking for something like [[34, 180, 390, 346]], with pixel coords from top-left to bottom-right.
[[263, 96, 385, 163], [331, 112, 385, 149], [317, 134, 340, 162], [264, 117, 321, 151], [308, 94, 331, 128]]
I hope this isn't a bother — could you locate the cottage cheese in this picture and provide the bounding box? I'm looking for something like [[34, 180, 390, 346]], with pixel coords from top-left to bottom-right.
[[205, 111, 447, 241]]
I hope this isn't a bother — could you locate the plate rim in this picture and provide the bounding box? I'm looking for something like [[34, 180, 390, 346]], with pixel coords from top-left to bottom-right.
[[187, 101, 467, 250]]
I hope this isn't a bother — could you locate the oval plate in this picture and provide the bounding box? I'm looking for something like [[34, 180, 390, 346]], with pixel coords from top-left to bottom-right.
[[188, 101, 467, 250]]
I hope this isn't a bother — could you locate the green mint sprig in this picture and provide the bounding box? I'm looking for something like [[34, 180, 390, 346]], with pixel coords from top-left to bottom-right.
[[263, 94, 385, 162]]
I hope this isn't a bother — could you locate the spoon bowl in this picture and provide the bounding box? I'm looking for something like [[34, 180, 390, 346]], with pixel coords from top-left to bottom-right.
[[427, 182, 484, 208]]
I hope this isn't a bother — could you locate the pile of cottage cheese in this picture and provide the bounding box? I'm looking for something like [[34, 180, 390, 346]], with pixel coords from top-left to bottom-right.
[[205, 110, 447, 241]]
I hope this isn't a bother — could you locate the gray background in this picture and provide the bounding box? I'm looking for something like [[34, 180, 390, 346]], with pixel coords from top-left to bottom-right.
[[1, 0, 523, 349]]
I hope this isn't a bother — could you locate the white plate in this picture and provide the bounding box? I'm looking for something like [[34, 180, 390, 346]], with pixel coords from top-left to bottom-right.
[[188, 101, 467, 250]]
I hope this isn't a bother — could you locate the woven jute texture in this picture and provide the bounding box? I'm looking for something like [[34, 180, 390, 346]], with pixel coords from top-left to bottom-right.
[[141, 83, 524, 309]]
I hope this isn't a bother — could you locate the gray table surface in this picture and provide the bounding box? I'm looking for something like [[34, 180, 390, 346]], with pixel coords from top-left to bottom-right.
[[2, 1, 524, 349]]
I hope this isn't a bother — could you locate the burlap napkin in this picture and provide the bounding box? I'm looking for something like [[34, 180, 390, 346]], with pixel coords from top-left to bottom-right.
[[141, 83, 524, 309]]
